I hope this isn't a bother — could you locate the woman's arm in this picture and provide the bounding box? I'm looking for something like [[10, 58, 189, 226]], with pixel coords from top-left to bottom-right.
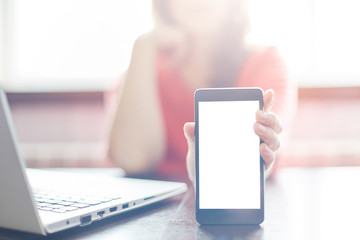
[[108, 34, 166, 174]]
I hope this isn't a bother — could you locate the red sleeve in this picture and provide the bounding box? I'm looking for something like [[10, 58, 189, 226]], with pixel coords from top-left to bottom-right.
[[156, 55, 194, 176]]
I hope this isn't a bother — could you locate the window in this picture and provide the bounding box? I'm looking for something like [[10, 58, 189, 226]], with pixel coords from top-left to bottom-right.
[[1, 0, 152, 91], [1, 0, 359, 92], [250, 0, 360, 87]]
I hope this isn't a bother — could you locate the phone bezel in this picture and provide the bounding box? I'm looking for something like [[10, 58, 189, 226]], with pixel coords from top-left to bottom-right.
[[195, 87, 265, 225]]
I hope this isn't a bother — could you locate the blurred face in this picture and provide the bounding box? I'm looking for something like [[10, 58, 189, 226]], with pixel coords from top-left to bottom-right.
[[167, 0, 229, 35]]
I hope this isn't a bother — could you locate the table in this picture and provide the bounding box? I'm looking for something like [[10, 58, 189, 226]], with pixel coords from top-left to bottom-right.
[[1, 167, 360, 240]]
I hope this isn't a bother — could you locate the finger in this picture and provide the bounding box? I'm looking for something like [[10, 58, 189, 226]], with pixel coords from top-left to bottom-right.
[[263, 89, 274, 112], [254, 123, 280, 151], [256, 110, 283, 134], [260, 143, 275, 170]]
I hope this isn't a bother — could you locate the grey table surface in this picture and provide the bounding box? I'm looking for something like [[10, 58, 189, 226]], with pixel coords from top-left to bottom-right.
[[1, 167, 360, 240]]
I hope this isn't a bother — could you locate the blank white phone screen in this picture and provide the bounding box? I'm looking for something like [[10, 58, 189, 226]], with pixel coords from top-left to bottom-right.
[[199, 101, 260, 209]]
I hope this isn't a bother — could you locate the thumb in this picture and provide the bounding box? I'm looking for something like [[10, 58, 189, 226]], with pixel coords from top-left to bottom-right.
[[184, 122, 196, 184], [184, 122, 195, 143]]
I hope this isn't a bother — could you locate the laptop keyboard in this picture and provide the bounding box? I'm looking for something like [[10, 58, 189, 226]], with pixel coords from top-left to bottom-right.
[[33, 190, 122, 213]]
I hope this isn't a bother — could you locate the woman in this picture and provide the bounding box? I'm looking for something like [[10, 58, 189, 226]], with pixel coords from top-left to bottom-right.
[[108, 0, 296, 181]]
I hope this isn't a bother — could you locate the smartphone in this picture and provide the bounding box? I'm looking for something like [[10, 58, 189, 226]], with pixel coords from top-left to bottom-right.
[[195, 88, 264, 224]]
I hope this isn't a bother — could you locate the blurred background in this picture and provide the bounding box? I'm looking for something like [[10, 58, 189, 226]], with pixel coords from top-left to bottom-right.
[[0, 0, 359, 168]]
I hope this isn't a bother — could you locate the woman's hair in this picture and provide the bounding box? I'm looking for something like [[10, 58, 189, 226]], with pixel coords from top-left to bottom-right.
[[152, 0, 251, 87]]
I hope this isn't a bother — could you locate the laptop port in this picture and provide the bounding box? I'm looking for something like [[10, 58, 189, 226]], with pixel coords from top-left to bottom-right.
[[109, 206, 117, 212], [97, 210, 105, 218], [122, 203, 129, 209], [80, 215, 92, 226], [144, 196, 155, 201]]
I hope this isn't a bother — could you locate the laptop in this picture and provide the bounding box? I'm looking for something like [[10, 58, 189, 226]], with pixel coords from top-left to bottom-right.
[[0, 87, 188, 235]]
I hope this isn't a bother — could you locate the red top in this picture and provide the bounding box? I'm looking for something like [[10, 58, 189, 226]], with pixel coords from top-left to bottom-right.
[[156, 46, 294, 176]]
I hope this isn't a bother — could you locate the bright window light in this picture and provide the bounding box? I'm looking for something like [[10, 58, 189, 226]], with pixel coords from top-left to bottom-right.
[[249, 0, 360, 87], [1, 0, 360, 91], [5, 0, 153, 91]]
